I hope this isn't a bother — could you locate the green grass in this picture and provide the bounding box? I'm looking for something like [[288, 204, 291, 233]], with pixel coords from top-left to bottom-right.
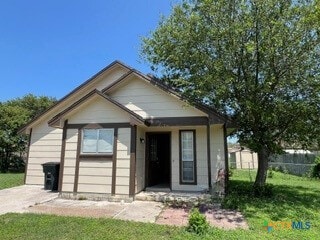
[[222, 169, 320, 239], [0, 170, 319, 239], [0, 173, 24, 190], [0, 214, 183, 240]]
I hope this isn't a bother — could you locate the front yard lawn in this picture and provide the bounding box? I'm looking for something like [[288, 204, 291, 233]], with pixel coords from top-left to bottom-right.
[[0, 173, 24, 190], [0, 170, 318, 239], [222, 169, 320, 239]]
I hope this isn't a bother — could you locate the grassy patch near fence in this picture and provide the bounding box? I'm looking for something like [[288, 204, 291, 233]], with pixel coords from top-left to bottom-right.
[[0, 170, 319, 239], [0, 173, 24, 190], [222, 169, 320, 239]]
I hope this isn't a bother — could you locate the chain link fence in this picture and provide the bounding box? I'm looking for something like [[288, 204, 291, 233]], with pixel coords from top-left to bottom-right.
[[269, 153, 316, 176]]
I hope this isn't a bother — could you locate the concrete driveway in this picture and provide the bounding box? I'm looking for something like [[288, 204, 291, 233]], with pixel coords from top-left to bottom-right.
[[0, 185, 58, 215], [28, 198, 164, 223]]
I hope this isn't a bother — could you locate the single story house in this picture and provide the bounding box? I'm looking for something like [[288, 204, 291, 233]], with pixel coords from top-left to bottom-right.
[[19, 60, 231, 200]]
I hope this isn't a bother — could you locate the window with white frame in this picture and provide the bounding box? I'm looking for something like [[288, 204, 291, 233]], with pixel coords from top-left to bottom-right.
[[82, 129, 114, 154], [180, 130, 196, 183]]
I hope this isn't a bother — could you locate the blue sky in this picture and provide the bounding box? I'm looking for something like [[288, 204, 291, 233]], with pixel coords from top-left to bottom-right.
[[0, 0, 178, 101]]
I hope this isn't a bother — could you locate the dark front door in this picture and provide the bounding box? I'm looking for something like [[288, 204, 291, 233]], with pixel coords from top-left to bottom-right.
[[146, 133, 171, 187]]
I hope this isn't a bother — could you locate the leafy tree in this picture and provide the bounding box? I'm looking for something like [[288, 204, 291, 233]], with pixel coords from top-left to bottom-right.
[[6, 94, 56, 119], [0, 94, 56, 172], [142, 0, 320, 187]]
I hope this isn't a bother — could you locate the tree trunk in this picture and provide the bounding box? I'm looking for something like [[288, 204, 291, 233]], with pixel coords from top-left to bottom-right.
[[254, 146, 269, 187]]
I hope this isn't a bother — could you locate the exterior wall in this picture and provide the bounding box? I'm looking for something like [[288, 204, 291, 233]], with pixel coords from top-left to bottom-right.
[[115, 128, 131, 195], [25, 65, 130, 185], [77, 159, 113, 194], [26, 120, 62, 185], [60, 97, 132, 196], [135, 126, 145, 193], [61, 129, 78, 192], [61, 128, 132, 195], [210, 125, 226, 183], [94, 67, 128, 91], [68, 96, 130, 124], [110, 76, 207, 118]]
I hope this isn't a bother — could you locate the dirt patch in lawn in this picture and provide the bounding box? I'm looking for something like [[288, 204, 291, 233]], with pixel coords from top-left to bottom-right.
[[156, 206, 248, 230]]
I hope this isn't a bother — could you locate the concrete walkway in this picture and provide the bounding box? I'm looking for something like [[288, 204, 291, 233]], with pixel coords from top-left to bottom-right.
[[0, 185, 248, 229], [0, 185, 58, 215], [28, 198, 248, 229]]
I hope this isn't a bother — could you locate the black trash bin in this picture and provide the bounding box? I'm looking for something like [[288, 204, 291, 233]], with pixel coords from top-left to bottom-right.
[[42, 162, 60, 191]]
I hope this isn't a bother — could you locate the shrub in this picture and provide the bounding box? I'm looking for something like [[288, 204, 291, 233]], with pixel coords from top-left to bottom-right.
[[187, 208, 209, 235], [9, 155, 25, 173], [310, 156, 320, 179]]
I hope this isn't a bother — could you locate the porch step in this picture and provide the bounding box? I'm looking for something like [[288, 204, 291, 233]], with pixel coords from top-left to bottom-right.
[[135, 191, 214, 207]]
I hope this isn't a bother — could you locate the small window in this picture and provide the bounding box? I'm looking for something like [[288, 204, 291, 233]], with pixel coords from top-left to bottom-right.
[[180, 130, 196, 184], [82, 129, 114, 154]]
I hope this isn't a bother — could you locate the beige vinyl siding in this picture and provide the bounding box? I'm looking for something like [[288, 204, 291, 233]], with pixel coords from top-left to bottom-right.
[[59, 95, 133, 195], [94, 66, 129, 91], [77, 160, 113, 194], [110, 76, 207, 118], [61, 129, 78, 192], [60, 128, 131, 195], [115, 128, 131, 195], [210, 124, 226, 182], [135, 126, 145, 193], [25, 66, 130, 185], [68, 96, 131, 124], [26, 121, 62, 185]]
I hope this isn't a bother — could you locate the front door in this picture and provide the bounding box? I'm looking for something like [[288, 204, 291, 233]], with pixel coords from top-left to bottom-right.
[[146, 133, 171, 187]]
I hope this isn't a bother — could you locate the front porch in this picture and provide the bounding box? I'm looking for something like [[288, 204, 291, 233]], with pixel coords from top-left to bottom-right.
[[135, 189, 213, 207]]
